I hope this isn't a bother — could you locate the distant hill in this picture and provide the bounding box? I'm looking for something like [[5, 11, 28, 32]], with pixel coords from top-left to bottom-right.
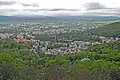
[[0, 16, 120, 21], [0, 16, 55, 20], [88, 21, 120, 37], [55, 16, 120, 20]]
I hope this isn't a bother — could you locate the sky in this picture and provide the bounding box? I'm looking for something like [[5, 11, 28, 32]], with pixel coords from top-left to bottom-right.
[[0, 0, 120, 16]]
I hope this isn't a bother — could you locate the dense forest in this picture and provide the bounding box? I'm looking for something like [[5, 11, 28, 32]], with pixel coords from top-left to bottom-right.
[[0, 39, 120, 80]]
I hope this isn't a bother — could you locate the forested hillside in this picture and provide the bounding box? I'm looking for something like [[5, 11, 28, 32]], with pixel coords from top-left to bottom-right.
[[0, 39, 120, 80], [87, 21, 120, 37]]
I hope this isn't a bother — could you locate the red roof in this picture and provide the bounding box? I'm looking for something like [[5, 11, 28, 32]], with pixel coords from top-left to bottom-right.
[[16, 38, 26, 42]]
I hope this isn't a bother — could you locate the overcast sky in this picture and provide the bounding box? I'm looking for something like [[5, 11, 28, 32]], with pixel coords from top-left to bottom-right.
[[0, 0, 120, 16]]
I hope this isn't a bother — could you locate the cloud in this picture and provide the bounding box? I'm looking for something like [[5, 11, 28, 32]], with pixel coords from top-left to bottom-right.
[[84, 2, 106, 10], [82, 2, 120, 16], [83, 8, 120, 16], [0, 9, 17, 12], [24, 8, 79, 12], [46, 8, 79, 11], [0, 1, 17, 6], [0, 1, 120, 16], [84, 12, 120, 16], [0, 1, 39, 7], [0, 9, 18, 16], [20, 3, 39, 7]]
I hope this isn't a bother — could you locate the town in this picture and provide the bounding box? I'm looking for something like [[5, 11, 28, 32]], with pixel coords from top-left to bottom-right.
[[0, 20, 119, 54]]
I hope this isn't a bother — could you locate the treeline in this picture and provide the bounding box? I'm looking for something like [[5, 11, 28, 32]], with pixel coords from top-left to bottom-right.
[[0, 39, 120, 80]]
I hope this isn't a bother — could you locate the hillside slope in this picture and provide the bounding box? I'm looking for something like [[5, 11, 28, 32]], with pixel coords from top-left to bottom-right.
[[68, 21, 120, 41], [89, 21, 120, 37]]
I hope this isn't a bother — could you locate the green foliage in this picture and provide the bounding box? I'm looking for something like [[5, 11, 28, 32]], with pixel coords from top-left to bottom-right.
[[46, 55, 68, 64], [0, 39, 120, 80], [89, 21, 120, 37]]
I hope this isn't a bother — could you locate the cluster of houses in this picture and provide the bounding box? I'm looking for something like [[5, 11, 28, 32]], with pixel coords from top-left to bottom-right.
[[0, 33, 14, 39], [99, 36, 120, 42], [29, 40, 90, 54], [0, 33, 27, 42], [0, 33, 89, 54], [2, 32, 120, 54]]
